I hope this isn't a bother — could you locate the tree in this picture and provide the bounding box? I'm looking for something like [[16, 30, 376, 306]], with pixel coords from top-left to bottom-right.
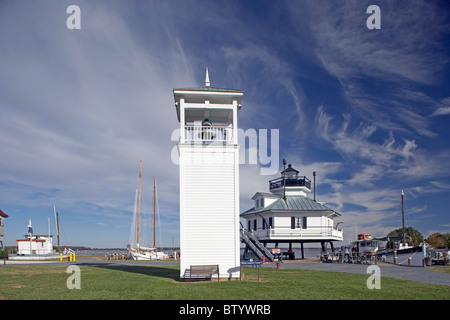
[[387, 227, 423, 246], [426, 233, 450, 249]]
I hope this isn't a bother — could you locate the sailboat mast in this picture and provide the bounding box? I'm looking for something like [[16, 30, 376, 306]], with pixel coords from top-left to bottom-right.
[[137, 160, 142, 253], [154, 176, 156, 249], [56, 211, 60, 253], [401, 190, 405, 244]]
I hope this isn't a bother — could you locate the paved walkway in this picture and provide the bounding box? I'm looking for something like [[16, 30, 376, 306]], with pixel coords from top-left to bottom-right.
[[263, 261, 450, 286]]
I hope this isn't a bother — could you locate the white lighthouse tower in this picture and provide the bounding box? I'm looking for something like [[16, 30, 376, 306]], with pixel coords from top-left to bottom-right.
[[174, 70, 243, 280]]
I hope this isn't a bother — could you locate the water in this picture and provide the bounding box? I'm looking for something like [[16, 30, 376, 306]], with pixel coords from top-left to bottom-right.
[[73, 249, 129, 256], [73, 248, 177, 256], [75, 248, 425, 267]]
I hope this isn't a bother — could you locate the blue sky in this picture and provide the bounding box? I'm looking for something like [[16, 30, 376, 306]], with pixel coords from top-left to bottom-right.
[[1, 0, 449, 248]]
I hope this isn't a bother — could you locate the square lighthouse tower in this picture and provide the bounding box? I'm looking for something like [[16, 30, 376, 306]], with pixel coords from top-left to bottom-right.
[[174, 70, 243, 280]]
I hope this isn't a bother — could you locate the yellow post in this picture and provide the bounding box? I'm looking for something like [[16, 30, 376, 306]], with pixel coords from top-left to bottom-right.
[[73, 253, 76, 261], [60, 253, 63, 261]]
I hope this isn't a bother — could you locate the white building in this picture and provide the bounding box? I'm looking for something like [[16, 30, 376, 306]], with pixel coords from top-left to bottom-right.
[[17, 234, 53, 255], [16, 219, 54, 255], [174, 70, 243, 279], [241, 164, 343, 259]]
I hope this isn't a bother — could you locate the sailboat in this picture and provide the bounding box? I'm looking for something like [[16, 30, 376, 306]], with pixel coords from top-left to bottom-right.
[[395, 190, 421, 253], [127, 161, 168, 260], [375, 190, 422, 255]]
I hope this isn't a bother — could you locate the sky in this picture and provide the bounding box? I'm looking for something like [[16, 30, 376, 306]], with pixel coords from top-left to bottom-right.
[[1, 0, 449, 248]]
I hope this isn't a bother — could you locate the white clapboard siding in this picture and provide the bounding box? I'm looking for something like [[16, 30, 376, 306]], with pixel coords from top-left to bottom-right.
[[179, 145, 240, 279]]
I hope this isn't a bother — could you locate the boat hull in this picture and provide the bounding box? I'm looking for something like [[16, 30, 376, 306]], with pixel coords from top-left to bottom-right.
[[8, 254, 68, 261], [127, 248, 168, 260]]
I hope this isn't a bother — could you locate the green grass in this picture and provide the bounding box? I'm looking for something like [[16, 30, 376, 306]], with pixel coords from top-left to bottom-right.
[[0, 264, 448, 300]]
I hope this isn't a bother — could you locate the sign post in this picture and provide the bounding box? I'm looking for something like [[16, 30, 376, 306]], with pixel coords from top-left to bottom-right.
[[0, 210, 9, 265]]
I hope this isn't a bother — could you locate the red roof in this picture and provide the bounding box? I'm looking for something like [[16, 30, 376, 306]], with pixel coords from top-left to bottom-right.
[[0, 209, 8, 218]]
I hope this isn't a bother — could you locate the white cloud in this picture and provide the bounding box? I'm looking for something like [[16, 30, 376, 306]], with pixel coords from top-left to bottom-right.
[[304, 0, 448, 85], [431, 107, 450, 116], [0, 2, 193, 216], [291, 0, 447, 141], [222, 45, 306, 131]]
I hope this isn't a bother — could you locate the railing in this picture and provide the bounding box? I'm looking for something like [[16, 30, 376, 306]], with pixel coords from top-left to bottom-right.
[[269, 176, 311, 190], [183, 125, 234, 144], [253, 226, 343, 240]]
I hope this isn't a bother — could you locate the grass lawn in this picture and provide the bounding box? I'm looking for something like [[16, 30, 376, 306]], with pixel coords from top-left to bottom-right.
[[0, 264, 449, 300]]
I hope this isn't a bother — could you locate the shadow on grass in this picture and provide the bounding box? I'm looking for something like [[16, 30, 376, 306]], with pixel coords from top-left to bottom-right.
[[76, 262, 181, 281]]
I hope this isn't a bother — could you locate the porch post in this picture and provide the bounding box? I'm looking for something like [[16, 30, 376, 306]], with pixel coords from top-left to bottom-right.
[[300, 242, 304, 259]]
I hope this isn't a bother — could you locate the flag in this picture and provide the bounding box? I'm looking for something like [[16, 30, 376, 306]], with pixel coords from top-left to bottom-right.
[[27, 219, 33, 234]]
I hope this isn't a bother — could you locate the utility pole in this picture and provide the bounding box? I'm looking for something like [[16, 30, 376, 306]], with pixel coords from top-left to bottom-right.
[[154, 176, 156, 249], [313, 171, 316, 201], [283, 158, 287, 200]]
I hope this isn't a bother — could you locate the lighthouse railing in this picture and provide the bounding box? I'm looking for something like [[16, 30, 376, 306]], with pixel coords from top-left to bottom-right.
[[183, 125, 234, 144], [254, 226, 343, 241], [269, 176, 311, 190]]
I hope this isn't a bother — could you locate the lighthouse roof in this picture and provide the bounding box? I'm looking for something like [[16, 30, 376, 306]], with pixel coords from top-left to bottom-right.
[[173, 87, 243, 105], [173, 87, 244, 122], [174, 87, 243, 93], [241, 195, 341, 217], [281, 164, 299, 175]]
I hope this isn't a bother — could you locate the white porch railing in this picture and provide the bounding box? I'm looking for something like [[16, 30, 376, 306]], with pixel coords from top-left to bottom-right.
[[183, 125, 234, 144], [254, 226, 343, 241]]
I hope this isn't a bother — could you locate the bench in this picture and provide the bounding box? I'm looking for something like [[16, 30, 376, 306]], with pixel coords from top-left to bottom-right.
[[188, 264, 220, 281]]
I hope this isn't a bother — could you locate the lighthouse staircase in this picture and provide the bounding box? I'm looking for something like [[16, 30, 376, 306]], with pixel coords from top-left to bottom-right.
[[240, 229, 274, 262]]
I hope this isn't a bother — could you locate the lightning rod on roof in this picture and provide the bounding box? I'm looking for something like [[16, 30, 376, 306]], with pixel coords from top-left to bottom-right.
[[205, 68, 210, 87]]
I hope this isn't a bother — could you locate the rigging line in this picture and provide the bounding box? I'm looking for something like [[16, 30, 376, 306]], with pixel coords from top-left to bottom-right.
[[128, 188, 138, 246], [155, 179, 163, 249], [129, 163, 142, 248], [58, 217, 69, 248], [140, 179, 153, 248], [398, 250, 420, 265], [139, 178, 148, 247]]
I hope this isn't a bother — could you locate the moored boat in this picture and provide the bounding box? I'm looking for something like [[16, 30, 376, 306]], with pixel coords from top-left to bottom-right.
[[126, 161, 168, 260]]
